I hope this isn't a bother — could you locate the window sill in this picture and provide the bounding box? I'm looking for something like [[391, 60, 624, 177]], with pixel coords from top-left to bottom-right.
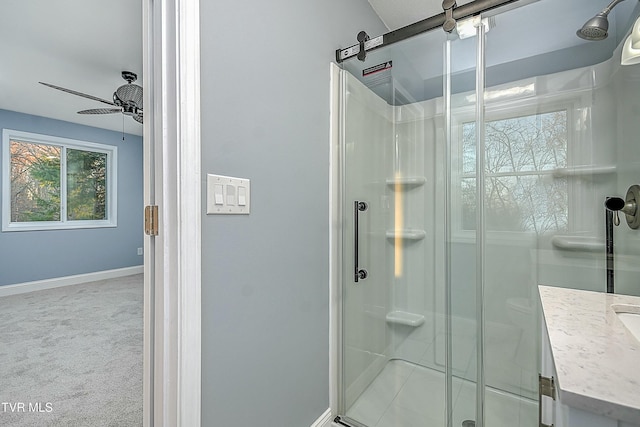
[[2, 220, 117, 232]]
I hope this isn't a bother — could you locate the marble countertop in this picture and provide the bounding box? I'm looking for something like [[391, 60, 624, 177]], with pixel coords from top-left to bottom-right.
[[539, 285, 640, 424]]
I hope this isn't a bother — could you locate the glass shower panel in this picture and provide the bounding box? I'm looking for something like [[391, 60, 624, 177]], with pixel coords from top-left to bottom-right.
[[479, 6, 545, 425], [477, 0, 625, 424], [523, 0, 640, 300], [339, 29, 450, 427]]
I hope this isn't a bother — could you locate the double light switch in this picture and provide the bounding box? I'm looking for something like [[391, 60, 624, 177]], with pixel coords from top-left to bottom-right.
[[207, 174, 250, 214]]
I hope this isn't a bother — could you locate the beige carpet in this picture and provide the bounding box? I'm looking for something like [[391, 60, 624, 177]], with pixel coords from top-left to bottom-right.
[[0, 274, 143, 426]]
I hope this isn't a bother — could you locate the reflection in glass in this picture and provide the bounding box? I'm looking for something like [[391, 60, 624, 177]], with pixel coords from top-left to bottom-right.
[[462, 111, 568, 232]]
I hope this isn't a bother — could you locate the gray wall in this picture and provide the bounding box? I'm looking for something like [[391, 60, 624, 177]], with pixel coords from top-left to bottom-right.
[[199, 1, 386, 426], [0, 109, 143, 286]]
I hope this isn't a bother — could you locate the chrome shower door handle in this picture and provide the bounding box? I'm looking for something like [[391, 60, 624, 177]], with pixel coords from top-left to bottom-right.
[[354, 201, 368, 282]]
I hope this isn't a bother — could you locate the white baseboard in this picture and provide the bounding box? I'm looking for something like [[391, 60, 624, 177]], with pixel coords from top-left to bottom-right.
[[0, 265, 144, 297], [311, 408, 332, 427]]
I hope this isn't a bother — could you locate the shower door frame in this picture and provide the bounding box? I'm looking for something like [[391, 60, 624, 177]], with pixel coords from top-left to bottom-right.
[[329, 62, 343, 423], [335, 0, 523, 64]]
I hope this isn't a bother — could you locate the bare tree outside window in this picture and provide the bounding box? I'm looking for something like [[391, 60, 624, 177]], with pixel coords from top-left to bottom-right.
[[10, 141, 61, 222], [461, 110, 568, 233]]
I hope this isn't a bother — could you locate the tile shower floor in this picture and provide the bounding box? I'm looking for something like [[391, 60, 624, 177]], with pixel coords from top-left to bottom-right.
[[345, 360, 537, 427]]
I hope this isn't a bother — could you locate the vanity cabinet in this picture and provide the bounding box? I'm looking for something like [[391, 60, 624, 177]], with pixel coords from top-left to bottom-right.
[[539, 286, 640, 427]]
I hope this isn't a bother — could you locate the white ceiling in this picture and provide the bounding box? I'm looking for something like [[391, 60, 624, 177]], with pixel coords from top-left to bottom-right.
[[0, 0, 143, 136], [1, 0, 633, 139]]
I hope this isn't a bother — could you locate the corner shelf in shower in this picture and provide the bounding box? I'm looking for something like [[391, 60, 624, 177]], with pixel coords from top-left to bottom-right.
[[385, 176, 426, 189], [551, 235, 604, 252], [385, 230, 426, 241], [386, 311, 425, 327], [552, 165, 616, 178]]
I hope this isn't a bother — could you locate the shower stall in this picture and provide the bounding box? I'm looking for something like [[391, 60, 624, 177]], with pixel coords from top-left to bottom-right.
[[331, 0, 640, 426]]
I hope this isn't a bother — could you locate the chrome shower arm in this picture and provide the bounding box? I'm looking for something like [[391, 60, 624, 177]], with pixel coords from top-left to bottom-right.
[[577, 0, 634, 40], [602, 0, 626, 15]]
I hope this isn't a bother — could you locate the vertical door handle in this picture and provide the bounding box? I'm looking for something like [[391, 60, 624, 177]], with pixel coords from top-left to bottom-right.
[[354, 201, 368, 282]]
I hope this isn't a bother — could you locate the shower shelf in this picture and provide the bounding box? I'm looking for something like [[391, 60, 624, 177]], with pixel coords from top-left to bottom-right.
[[552, 165, 616, 178], [385, 176, 426, 188], [385, 230, 426, 240], [551, 235, 604, 252], [386, 311, 425, 327]]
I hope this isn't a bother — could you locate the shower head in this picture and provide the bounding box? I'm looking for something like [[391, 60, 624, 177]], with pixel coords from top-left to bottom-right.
[[577, 13, 610, 40], [577, 0, 627, 41]]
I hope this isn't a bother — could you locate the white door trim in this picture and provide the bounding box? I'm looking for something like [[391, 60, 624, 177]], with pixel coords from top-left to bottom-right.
[[143, 0, 201, 425], [175, 0, 202, 424]]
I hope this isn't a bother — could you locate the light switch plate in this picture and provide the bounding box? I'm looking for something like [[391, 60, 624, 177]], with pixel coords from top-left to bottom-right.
[[206, 174, 250, 215]]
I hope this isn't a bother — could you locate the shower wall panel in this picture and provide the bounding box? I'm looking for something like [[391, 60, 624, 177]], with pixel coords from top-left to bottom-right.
[[608, 60, 640, 297], [535, 57, 627, 295], [386, 100, 443, 371], [386, 102, 429, 367], [380, 54, 633, 401]]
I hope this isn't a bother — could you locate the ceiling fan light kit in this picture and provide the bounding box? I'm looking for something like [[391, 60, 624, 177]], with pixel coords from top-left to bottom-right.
[[39, 71, 143, 124]]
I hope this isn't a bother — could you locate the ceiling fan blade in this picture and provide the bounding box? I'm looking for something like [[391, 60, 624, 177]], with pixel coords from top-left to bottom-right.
[[133, 114, 143, 124], [78, 108, 122, 115], [40, 82, 118, 107]]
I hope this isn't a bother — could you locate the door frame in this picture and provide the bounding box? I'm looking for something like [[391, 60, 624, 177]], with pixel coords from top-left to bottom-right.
[[143, 0, 202, 425], [328, 63, 342, 421]]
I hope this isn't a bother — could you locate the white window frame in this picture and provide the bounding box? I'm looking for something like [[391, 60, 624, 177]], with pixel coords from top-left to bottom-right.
[[2, 129, 117, 232], [450, 92, 584, 242]]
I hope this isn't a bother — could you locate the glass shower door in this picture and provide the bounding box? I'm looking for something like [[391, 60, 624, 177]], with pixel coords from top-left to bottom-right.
[[447, 13, 541, 426], [337, 19, 494, 425], [338, 28, 453, 427], [339, 67, 392, 427]]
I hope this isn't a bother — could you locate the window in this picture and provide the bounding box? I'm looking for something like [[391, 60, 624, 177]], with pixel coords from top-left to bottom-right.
[[2, 129, 117, 231], [457, 109, 569, 234]]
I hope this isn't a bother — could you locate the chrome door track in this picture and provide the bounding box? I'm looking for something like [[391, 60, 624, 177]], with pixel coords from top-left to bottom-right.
[[333, 415, 366, 427]]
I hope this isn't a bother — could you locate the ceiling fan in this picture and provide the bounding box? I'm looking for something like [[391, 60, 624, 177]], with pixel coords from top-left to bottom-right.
[[39, 71, 143, 124]]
